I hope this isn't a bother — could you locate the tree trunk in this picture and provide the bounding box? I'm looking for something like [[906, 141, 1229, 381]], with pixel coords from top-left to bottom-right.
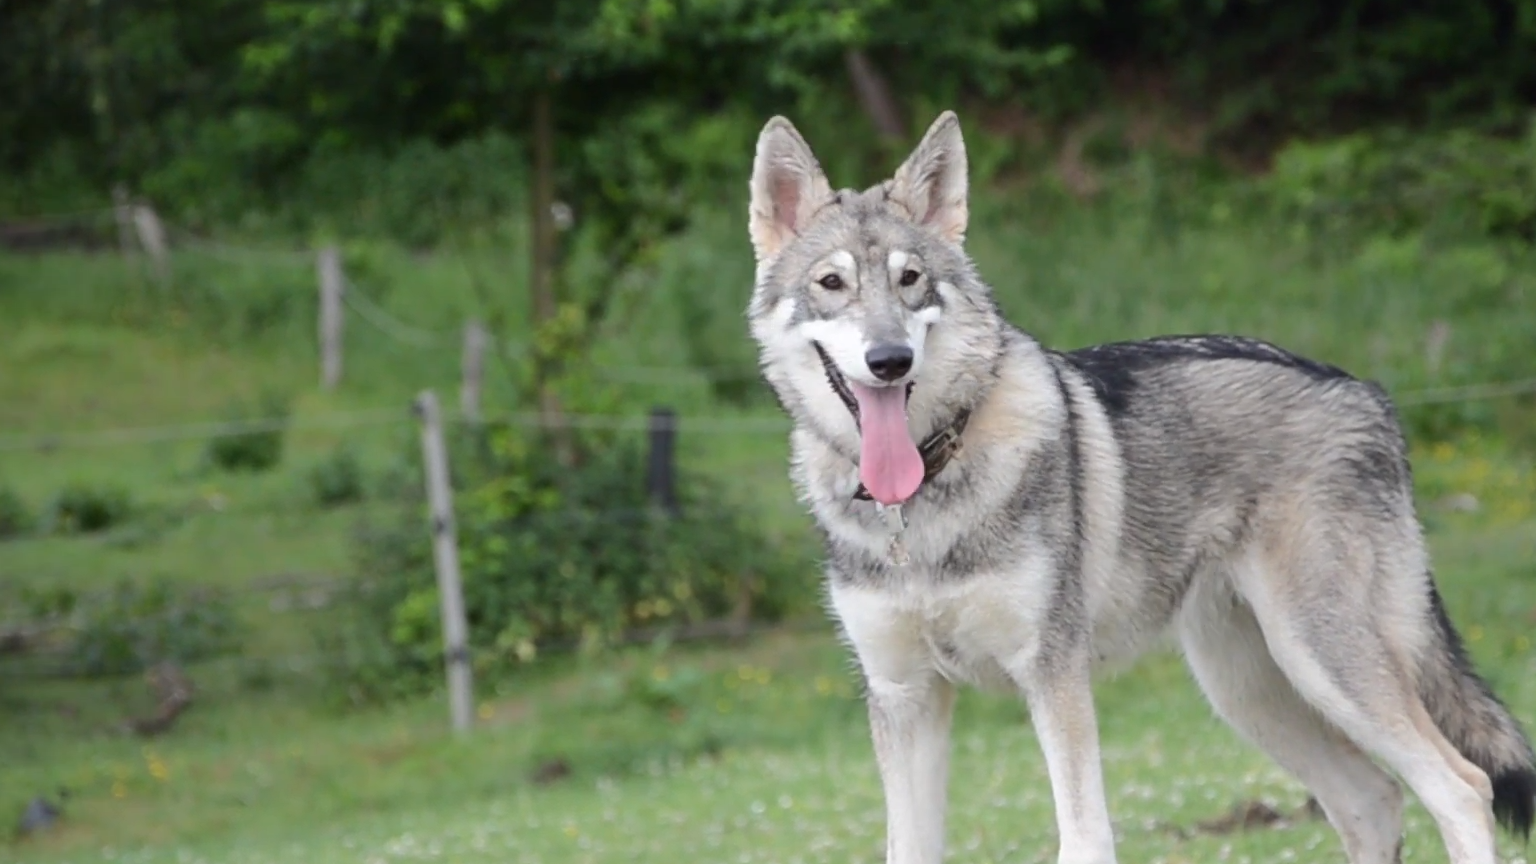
[[844, 49, 906, 145], [529, 86, 575, 465]]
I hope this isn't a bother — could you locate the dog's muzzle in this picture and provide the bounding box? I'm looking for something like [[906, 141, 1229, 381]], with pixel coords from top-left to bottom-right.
[[812, 342, 914, 427]]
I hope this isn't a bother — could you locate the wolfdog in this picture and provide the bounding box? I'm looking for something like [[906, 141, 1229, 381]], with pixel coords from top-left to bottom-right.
[[744, 110, 1536, 863]]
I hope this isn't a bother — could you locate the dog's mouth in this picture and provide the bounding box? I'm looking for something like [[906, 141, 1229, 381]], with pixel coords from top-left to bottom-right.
[[812, 342, 923, 505], [813, 342, 861, 419], [812, 342, 917, 422]]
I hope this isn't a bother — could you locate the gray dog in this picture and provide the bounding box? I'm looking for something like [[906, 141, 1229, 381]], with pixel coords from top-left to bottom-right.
[[744, 109, 1535, 864]]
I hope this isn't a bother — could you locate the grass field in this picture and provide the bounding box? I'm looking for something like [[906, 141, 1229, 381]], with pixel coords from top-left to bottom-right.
[[5, 514, 1535, 864], [2, 182, 1535, 863]]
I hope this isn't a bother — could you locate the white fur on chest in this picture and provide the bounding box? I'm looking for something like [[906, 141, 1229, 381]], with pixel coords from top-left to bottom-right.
[[829, 560, 1056, 691]]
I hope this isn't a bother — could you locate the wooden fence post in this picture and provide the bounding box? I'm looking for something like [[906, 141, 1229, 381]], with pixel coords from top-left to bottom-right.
[[316, 246, 345, 390], [131, 203, 170, 286], [460, 320, 487, 424], [646, 407, 678, 515], [414, 390, 474, 733]]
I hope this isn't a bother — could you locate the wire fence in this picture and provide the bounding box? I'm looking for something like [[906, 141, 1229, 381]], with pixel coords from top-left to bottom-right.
[[1392, 377, 1536, 407], [2, 369, 1531, 455], [339, 276, 762, 383], [0, 407, 790, 453], [340, 278, 455, 348], [0, 206, 120, 227], [6, 203, 1536, 687], [11, 204, 1536, 396], [0, 613, 836, 681], [3, 205, 761, 387]]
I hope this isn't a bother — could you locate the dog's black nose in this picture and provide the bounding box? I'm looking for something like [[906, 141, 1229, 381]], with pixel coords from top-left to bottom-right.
[[865, 344, 914, 382]]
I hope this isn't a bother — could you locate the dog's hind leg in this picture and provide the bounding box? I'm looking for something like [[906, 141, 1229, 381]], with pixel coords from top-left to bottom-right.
[[1234, 528, 1500, 864], [1178, 574, 1404, 864]]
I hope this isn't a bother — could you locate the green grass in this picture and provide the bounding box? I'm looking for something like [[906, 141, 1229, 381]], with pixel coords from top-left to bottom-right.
[[3, 517, 1534, 864], [2, 179, 1535, 862]]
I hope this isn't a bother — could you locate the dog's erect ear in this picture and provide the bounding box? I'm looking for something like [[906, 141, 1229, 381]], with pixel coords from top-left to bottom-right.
[[749, 116, 834, 262], [889, 111, 968, 244]]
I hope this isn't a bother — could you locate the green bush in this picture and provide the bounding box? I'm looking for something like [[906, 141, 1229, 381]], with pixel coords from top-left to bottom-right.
[[0, 484, 32, 539], [204, 393, 290, 473], [46, 483, 132, 534], [657, 206, 769, 406], [162, 254, 313, 342], [309, 446, 365, 508], [1265, 125, 1536, 248], [335, 423, 808, 700], [65, 578, 242, 677], [292, 133, 525, 248]]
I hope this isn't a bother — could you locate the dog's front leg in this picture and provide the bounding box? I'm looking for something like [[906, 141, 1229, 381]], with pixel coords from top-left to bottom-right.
[[833, 586, 954, 864], [866, 669, 956, 864], [1014, 650, 1118, 864]]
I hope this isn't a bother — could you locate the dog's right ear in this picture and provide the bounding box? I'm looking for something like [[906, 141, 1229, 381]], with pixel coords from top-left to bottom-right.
[[749, 117, 833, 262]]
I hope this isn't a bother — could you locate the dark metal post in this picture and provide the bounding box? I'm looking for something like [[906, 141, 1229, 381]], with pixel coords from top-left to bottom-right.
[[646, 407, 678, 515]]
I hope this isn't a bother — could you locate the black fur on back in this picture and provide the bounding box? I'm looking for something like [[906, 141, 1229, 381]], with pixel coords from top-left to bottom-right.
[[1064, 334, 1353, 417]]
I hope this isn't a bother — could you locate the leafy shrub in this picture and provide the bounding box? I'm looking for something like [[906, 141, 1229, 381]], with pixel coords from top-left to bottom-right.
[[293, 133, 525, 248], [205, 392, 290, 472], [309, 445, 365, 508], [0, 484, 32, 539], [65, 578, 242, 677], [335, 423, 809, 700], [162, 254, 312, 342], [138, 107, 305, 230], [1265, 125, 1536, 248], [46, 482, 132, 534], [657, 207, 769, 406]]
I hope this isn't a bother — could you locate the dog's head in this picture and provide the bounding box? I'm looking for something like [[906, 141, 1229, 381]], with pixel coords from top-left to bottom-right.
[[746, 111, 1001, 506]]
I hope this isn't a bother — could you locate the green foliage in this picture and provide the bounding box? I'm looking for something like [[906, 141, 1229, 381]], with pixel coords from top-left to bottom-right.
[[46, 482, 133, 535], [1266, 124, 1536, 248], [655, 205, 767, 406], [0, 483, 32, 539], [13, 0, 1536, 429], [296, 133, 525, 247], [204, 393, 291, 473], [338, 422, 807, 701], [60, 579, 243, 677], [309, 445, 366, 508], [1253, 127, 1536, 444], [9, 0, 1536, 206], [0, 0, 272, 188], [172, 258, 314, 340], [139, 107, 306, 228]]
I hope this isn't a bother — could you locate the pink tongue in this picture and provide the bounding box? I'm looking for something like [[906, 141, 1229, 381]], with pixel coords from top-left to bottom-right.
[[850, 383, 924, 505]]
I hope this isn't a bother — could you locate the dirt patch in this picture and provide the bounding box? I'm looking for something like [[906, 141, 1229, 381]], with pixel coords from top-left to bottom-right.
[[1160, 796, 1326, 840]]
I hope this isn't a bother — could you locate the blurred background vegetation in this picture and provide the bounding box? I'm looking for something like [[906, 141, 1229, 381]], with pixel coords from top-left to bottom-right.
[[2, 2, 1535, 862]]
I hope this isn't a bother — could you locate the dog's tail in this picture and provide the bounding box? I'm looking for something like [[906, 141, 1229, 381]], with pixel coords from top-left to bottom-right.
[[1419, 582, 1536, 838]]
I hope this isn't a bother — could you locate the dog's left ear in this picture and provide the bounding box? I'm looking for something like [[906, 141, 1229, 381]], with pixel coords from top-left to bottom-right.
[[890, 111, 968, 245]]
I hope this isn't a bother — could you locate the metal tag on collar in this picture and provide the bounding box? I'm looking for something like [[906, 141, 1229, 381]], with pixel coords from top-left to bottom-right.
[[876, 502, 907, 534], [876, 503, 911, 566]]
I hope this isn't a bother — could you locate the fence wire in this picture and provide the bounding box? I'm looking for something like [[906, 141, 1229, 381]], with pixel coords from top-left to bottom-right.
[[13, 205, 1536, 401], [341, 278, 454, 348], [5, 368, 1533, 455]]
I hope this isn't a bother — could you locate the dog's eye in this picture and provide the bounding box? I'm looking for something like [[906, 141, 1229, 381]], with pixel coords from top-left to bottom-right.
[[818, 274, 845, 291], [899, 269, 921, 287]]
